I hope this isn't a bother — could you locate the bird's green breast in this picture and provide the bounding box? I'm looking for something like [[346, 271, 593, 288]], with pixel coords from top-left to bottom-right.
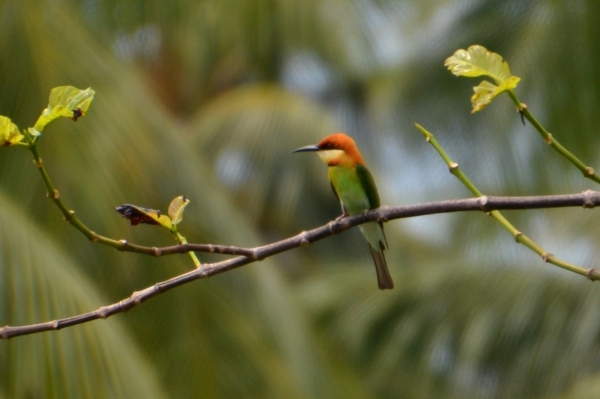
[[328, 165, 387, 252], [328, 165, 372, 215]]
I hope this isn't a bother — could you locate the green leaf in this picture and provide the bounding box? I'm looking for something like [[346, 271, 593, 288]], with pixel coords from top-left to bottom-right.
[[445, 45, 513, 84], [445, 45, 521, 112], [471, 76, 521, 112], [34, 86, 95, 132], [168, 195, 190, 225], [0, 116, 23, 147]]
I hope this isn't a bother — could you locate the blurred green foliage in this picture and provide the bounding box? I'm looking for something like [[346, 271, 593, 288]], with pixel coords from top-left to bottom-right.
[[2, 0, 600, 398]]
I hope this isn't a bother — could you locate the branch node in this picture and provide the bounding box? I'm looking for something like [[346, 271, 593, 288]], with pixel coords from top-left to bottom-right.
[[131, 292, 142, 305], [250, 249, 260, 261], [544, 133, 553, 145], [584, 166, 595, 177], [542, 252, 554, 262], [300, 231, 310, 246], [51, 320, 59, 329], [327, 221, 336, 234], [586, 268, 598, 281], [33, 158, 42, 168], [63, 210, 75, 223], [582, 190, 596, 209], [98, 306, 109, 319], [197, 267, 210, 278], [90, 232, 99, 242], [117, 239, 128, 250], [478, 195, 490, 211], [377, 208, 389, 223], [45, 189, 59, 199], [448, 162, 459, 174], [514, 231, 523, 242], [152, 247, 161, 257]]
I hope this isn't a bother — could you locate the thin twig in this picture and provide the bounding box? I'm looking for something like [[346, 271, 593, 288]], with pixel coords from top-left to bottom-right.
[[506, 89, 600, 184], [416, 124, 595, 279], [105, 192, 600, 258], [2, 191, 600, 339]]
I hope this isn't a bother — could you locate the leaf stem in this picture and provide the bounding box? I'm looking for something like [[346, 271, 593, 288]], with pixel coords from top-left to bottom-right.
[[506, 89, 600, 184], [173, 230, 201, 267]]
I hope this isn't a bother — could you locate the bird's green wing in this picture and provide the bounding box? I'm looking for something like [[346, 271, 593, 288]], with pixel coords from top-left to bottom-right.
[[356, 164, 381, 209], [357, 164, 388, 248]]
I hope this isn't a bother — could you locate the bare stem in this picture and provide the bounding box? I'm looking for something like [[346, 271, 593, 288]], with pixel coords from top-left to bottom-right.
[[506, 89, 600, 184], [173, 230, 201, 267], [416, 123, 594, 279], [28, 142, 123, 247]]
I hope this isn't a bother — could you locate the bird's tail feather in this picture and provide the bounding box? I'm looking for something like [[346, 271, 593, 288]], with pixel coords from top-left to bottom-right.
[[369, 246, 394, 290]]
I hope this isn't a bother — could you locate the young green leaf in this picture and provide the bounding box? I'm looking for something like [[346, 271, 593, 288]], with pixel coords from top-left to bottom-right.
[[445, 45, 512, 83], [471, 76, 521, 112], [168, 196, 190, 225], [34, 86, 95, 132], [0, 116, 23, 147], [115, 204, 172, 230], [445, 45, 521, 112]]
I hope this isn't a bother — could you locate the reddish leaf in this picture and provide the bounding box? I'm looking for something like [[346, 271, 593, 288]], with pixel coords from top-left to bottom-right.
[[115, 204, 162, 226]]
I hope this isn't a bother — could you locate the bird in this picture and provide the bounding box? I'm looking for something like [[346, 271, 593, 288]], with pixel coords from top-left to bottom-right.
[[293, 133, 394, 290]]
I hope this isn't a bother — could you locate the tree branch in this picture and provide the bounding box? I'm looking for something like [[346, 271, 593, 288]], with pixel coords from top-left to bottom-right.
[[116, 191, 600, 257], [2, 191, 600, 339]]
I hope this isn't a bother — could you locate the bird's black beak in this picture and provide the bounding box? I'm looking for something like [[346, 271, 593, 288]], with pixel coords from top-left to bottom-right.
[[292, 144, 320, 153]]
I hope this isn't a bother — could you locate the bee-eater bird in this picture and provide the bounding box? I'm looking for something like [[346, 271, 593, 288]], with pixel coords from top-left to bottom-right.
[[293, 133, 394, 290]]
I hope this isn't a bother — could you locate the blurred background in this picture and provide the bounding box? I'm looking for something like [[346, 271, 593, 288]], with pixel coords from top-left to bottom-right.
[[2, 0, 600, 398]]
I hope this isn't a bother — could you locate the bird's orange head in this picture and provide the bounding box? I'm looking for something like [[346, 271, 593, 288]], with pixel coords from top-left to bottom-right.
[[293, 133, 365, 167]]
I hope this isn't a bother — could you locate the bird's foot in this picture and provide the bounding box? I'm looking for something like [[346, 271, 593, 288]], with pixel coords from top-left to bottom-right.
[[334, 212, 349, 223]]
